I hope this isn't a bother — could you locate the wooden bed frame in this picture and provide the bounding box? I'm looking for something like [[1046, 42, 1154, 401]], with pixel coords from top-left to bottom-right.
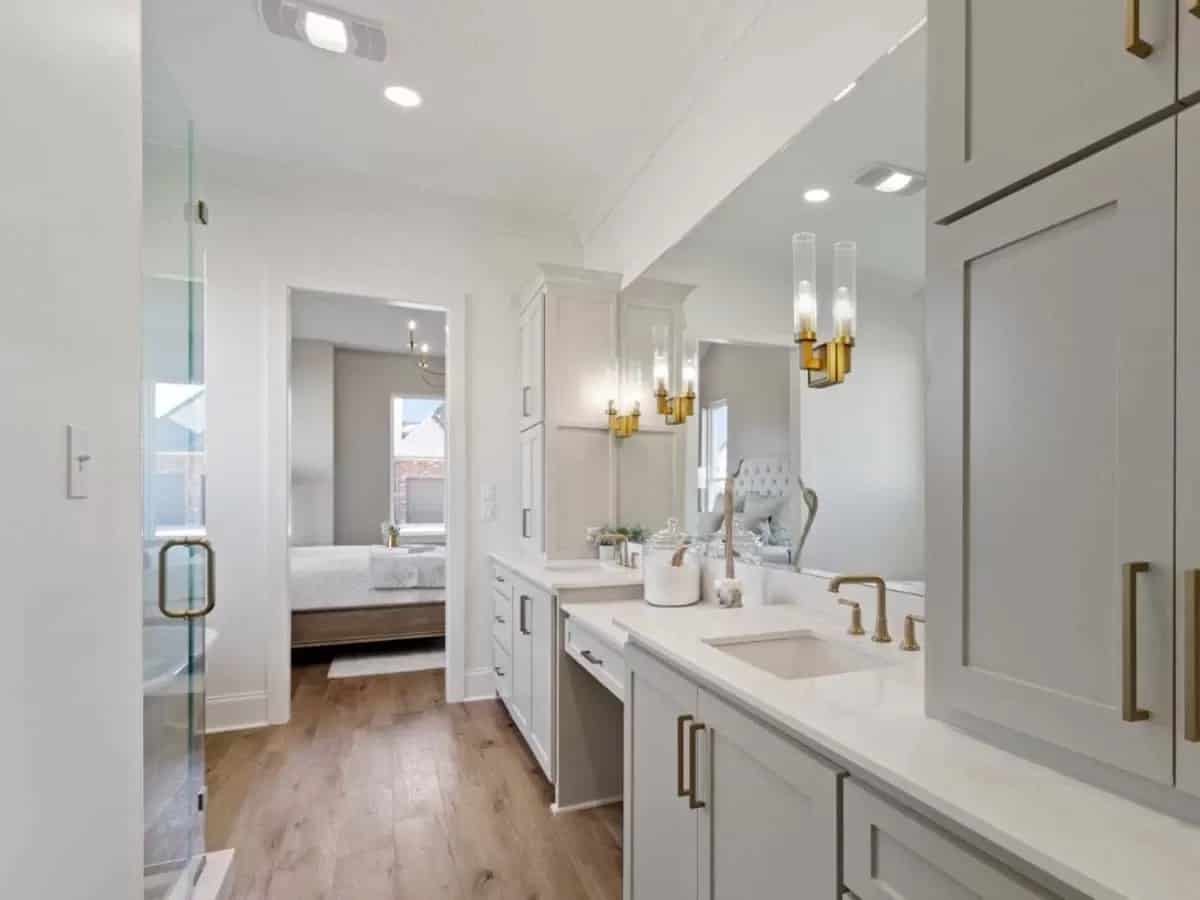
[[291, 601, 445, 649]]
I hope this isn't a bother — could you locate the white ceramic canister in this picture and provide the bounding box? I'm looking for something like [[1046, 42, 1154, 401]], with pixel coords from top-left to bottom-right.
[[643, 518, 703, 607]]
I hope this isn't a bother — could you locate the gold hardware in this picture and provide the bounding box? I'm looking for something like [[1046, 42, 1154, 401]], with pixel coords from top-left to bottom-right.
[[676, 714, 693, 797], [837, 598, 866, 636], [796, 334, 854, 389], [1187, 570, 1200, 742], [606, 400, 641, 439], [1126, 0, 1153, 58], [654, 385, 697, 426], [157, 537, 216, 620], [899, 614, 926, 652], [687, 721, 706, 809], [596, 532, 631, 567], [519, 594, 530, 636], [1192, 1, 1200, 18], [1121, 562, 1151, 722], [828, 574, 890, 642]]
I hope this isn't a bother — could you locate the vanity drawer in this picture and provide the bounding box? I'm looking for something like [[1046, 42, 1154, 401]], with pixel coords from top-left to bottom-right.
[[492, 588, 513, 653], [565, 615, 625, 701], [843, 781, 1057, 900], [492, 637, 512, 701]]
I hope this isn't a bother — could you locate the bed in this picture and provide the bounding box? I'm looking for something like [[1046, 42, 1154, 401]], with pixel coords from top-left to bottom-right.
[[289, 544, 446, 648]]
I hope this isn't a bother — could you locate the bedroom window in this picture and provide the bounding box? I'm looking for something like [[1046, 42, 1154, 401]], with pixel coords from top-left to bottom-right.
[[391, 395, 446, 524], [702, 399, 728, 512]]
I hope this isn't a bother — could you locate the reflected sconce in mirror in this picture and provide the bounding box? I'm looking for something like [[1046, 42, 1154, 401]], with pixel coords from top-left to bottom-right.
[[607, 361, 642, 440], [793, 232, 857, 389], [652, 324, 696, 426], [407, 319, 445, 384]]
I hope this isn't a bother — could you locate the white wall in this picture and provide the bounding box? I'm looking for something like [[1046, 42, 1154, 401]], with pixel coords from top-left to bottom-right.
[[1, 2, 143, 897], [583, 0, 926, 284], [144, 145, 581, 727], [698, 342, 792, 478], [333, 347, 445, 545], [290, 339, 334, 546]]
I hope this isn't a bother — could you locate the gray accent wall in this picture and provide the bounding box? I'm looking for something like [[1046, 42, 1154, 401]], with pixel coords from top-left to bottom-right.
[[698, 342, 793, 476], [334, 347, 445, 545]]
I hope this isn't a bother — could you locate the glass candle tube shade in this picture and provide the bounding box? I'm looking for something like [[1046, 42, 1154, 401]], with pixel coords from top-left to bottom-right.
[[793, 232, 818, 337], [832, 240, 857, 341]]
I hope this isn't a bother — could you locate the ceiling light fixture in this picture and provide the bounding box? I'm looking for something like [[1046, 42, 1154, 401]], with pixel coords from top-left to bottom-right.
[[803, 188, 831, 204], [833, 81, 857, 103], [384, 85, 423, 109], [303, 10, 348, 53], [853, 163, 927, 197]]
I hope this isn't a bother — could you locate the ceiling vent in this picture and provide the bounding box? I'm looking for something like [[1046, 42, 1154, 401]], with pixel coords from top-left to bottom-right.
[[259, 0, 387, 62], [853, 163, 926, 196]]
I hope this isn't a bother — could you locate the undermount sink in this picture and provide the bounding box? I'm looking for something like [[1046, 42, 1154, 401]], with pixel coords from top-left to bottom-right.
[[705, 631, 886, 680], [543, 560, 623, 573]]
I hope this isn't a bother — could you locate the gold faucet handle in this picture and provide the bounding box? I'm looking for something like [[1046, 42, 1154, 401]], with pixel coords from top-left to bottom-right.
[[900, 614, 926, 652], [837, 598, 866, 636]]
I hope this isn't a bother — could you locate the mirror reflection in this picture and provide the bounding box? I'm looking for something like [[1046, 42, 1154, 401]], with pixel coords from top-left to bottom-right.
[[640, 26, 926, 587]]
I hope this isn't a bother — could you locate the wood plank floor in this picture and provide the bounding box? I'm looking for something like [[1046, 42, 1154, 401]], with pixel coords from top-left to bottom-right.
[[206, 660, 623, 900]]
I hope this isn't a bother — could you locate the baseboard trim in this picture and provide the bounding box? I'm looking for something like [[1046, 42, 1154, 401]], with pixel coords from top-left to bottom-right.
[[462, 666, 497, 702], [551, 795, 622, 815], [206, 691, 269, 734], [197, 850, 235, 900]]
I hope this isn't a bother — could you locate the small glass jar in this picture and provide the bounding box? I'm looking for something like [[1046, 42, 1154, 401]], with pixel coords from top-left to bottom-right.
[[707, 516, 763, 568], [642, 518, 703, 607]]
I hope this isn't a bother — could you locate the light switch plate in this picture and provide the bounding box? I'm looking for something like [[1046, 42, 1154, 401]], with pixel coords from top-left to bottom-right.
[[67, 425, 90, 499]]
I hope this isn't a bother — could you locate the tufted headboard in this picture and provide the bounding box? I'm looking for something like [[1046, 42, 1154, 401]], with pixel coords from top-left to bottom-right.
[[733, 456, 791, 501]]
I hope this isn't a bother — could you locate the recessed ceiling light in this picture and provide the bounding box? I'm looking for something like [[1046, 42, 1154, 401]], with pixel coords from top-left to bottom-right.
[[833, 81, 857, 102], [304, 10, 348, 53], [803, 188, 831, 204], [384, 85, 423, 109]]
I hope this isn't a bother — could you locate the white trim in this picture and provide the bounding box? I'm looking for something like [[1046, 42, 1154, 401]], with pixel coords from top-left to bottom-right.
[[206, 692, 269, 734], [268, 286, 470, 724], [551, 795, 623, 815], [463, 665, 498, 702], [194, 850, 235, 900]]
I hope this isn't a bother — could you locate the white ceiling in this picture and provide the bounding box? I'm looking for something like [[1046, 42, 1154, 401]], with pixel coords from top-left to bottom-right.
[[144, 0, 772, 235], [291, 289, 446, 355], [662, 28, 926, 288]]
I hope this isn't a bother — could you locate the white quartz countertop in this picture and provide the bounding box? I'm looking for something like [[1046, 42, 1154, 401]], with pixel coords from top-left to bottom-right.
[[489, 552, 644, 592], [605, 601, 1200, 900]]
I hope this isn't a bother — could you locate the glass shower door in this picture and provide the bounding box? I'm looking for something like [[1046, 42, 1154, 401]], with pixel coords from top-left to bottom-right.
[[142, 119, 210, 900]]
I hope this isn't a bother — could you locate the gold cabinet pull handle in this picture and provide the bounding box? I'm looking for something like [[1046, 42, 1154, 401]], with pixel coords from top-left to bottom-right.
[[676, 714, 693, 797], [1126, 0, 1154, 57], [1122, 562, 1151, 722], [1187, 570, 1200, 742], [687, 722, 707, 809]]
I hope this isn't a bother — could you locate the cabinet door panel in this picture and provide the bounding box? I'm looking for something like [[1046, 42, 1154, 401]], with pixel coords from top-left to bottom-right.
[[520, 291, 545, 431], [929, 0, 1176, 221], [927, 121, 1175, 783], [529, 587, 554, 779], [511, 581, 533, 734], [625, 644, 699, 900], [843, 782, 1056, 900], [519, 425, 544, 554], [698, 690, 842, 900], [1178, 104, 1200, 798], [1181, 0, 1200, 100]]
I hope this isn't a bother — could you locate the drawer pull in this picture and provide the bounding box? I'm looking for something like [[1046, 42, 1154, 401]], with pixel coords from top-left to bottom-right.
[[519, 594, 530, 636], [495, 575, 505, 583], [580, 648, 603, 666], [1121, 561, 1151, 723], [494, 615, 505, 624], [676, 714, 693, 798], [494, 666, 505, 677], [1187, 570, 1200, 743], [687, 722, 707, 809], [1125, 0, 1153, 58]]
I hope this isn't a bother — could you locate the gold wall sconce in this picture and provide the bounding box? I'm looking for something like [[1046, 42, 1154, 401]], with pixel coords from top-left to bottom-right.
[[793, 233, 857, 389], [606, 399, 641, 439], [652, 325, 697, 425], [407, 319, 446, 381]]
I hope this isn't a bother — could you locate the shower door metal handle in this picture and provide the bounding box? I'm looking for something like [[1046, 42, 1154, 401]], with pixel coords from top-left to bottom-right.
[[158, 537, 216, 619]]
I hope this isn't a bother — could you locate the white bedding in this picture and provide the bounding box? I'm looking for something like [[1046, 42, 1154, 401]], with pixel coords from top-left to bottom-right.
[[289, 545, 445, 612]]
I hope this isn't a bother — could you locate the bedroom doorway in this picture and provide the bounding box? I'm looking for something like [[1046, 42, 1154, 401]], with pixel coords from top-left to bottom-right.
[[287, 289, 454, 682]]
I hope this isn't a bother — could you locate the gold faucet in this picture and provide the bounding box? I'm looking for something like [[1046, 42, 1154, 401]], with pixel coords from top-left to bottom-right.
[[828, 575, 891, 643], [836, 598, 866, 636], [597, 532, 630, 568], [899, 614, 926, 652]]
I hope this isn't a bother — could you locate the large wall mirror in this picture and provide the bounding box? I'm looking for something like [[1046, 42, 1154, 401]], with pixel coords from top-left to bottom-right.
[[636, 26, 926, 587]]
